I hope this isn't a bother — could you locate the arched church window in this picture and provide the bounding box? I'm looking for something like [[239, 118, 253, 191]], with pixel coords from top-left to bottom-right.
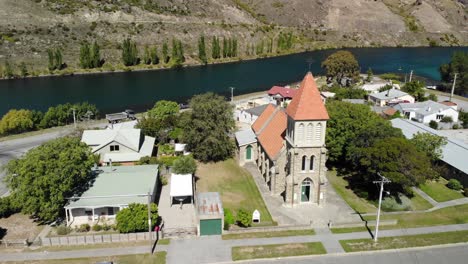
[[306, 123, 313, 144]]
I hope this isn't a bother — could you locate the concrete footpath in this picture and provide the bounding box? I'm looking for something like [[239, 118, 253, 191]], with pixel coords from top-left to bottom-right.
[[3, 224, 468, 263]]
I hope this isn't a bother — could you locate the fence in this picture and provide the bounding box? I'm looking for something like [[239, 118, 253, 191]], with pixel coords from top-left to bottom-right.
[[41, 231, 159, 247], [0, 238, 41, 248]]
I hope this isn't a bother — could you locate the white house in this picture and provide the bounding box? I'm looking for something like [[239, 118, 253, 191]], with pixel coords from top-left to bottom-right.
[[394, 100, 459, 124], [236, 104, 269, 124], [64, 165, 159, 227], [81, 128, 156, 164], [368, 88, 415, 106]]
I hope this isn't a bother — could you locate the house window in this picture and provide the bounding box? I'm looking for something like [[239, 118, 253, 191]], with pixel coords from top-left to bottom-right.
[[110, 145, 120, 152], [301, 155, 307, 171], [310, 156, 315, 171], [436, 114, 443, 120], [108, 207, 114, 215]]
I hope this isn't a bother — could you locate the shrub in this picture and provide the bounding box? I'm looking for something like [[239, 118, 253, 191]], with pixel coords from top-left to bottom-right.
[[116, 203, 158, 233], [381, 194, 412, 212], [236, 209, 251, 228], [441, 116, 453, 123], [102, 223, 111, 231], [447, 179, 463, 191], [429, 120, 438, 130], [172, 155, 197, 175], [453, 124, 460, 129], [0, 196, 20, 218], [76, 223, 91, 232], [464, 188, 468, 197], [92, 224, 102, 232], [56, 225, 72, 235], [137, 156, 160, 165], [224, 208, 235, 230], [160, 175, 168, 186]]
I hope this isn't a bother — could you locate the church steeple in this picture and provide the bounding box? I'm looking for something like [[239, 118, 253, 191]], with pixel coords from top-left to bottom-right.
[[286, 72, 329, 121]]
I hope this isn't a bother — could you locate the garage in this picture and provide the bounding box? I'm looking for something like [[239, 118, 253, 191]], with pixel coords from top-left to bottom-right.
[[196, 192, 224, 236]]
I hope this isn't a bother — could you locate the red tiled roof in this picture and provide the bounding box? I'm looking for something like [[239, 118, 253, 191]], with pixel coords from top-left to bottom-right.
[[252, 104, 276, 133], [267, 86, 297, 99], [286, 72, 329, 121], [257, 109, 287, 160], [440, 101, 457, 106]]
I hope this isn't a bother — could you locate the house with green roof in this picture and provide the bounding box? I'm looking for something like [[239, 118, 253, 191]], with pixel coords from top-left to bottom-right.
[[64, 164, 159, 227]]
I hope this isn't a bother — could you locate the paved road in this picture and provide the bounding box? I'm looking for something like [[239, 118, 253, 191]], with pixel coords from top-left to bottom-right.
[[0, 129, 73, 196], [230, 243, 468, 264]]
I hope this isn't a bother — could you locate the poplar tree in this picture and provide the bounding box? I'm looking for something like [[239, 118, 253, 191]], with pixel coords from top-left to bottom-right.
[[79, 42, 91, 69], [150, 46, 159, 65], [4, 61, 14, 78], [222, 37, 227, 58], [47, 49, 55, 71], [54, 49, 63, 70], [90, 41, 101, 68], [232, 38, 238, 57], [122, 38, 138, 66], [198, 35, 207, 64], [19, 62, 28, 77], [162, 41, 169, 64], [143, 45, 151, 65]]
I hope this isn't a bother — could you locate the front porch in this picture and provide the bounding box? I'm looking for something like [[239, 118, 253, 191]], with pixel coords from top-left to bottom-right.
[[66, 206, 120, 227]]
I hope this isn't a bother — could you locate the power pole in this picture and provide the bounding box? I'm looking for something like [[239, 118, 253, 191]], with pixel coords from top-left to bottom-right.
[[71, 108, 77, 128], [230, 87, 235, 102], [450, 73, 458, 102], [373, 173, 391, 242], [409, 70, 413, 82], [147, 191, 153, 254]]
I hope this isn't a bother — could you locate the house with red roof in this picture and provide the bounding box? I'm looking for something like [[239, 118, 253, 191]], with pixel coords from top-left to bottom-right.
[[235, 72, 329, 205], [267, 86, 297, 106]]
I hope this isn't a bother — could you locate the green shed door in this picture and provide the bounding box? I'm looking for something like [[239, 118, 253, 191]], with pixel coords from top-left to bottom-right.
[[246, 145, 252, 160], [200, 219, 222, 236]]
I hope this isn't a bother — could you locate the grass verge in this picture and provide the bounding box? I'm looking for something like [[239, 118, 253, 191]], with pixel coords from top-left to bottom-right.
[[363, 204, 468, 228], [420, 179, 464, 202], [232, 242, 326, 261], [340, 230, 468, 252], [197, 159, 274, 225], [3, 252, 167, 264], [222, 229, 315, 240], [26, 239, 169, 252]]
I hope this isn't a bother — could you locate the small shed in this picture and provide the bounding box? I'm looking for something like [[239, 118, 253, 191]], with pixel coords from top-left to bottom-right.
[[196, 192, 224, 236], [170, 174, 194, 206]]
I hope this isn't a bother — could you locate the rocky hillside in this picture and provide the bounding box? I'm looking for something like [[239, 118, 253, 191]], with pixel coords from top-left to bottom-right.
[[0, 0, 466, 73]]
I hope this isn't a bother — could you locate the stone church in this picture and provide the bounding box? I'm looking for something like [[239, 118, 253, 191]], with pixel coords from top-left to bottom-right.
[[235, 72, 329, 206]]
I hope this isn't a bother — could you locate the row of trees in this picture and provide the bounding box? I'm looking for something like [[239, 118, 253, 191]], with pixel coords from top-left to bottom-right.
[[122, 38, 184, 68], [210, 36, 238, 60], [0, 102, 98, 136], [326, 101, 441, 198]]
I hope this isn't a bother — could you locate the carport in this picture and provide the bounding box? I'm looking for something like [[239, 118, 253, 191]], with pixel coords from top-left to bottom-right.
[[169, 174, 194, 206]]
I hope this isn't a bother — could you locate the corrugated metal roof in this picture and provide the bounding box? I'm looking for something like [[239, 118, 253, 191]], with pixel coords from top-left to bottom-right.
[[82, 129, 142, 152], [196, 192, 223, 218], [235, 128, 257, 146], [245, 104, 269, 117], [65, 165, 159, 209], [391, 118, 468, 174], [370, 89, 410, 100]]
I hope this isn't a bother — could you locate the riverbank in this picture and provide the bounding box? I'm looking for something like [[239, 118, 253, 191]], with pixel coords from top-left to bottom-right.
[[0, 44, 455, 81]]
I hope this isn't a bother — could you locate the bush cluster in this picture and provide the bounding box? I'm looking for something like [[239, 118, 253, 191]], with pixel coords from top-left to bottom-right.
[[236, 209, 252, 228], [76, 223, 91, 232], [447, 179, 463, 191], [224, 208, 235, 230], [0, 196, 21, 218], [56, 225, 72, 235]]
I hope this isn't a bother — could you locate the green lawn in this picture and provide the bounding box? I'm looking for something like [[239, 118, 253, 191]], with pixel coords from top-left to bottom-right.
[[5, 252, 167, 264], [420, 179, 464, 202], [363, 204, 468, 228], [223, 229, 315, 240], [232, 242, 326, 261], [327, 171, 376, 214], [197, 159, 274, 225], [340, 230, 468, 252], [328, 171, 432, 213]]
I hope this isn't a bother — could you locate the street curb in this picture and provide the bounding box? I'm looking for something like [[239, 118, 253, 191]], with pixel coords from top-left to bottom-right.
[[217, 242, 468, 263]]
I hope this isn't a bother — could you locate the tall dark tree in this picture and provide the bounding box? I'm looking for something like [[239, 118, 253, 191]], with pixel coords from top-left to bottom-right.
[[222, 37, 228, 58], [54, 49, 63, 70], [143, 45, 151, 65], [19, 62, 28, 77], [4, 61, 14, 78], [403, 81, 426, 101], [184, 93, 235, 162], [232, 38, 238, 57], [47, 49, 55, 71], [198, 35, 207, 64]]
